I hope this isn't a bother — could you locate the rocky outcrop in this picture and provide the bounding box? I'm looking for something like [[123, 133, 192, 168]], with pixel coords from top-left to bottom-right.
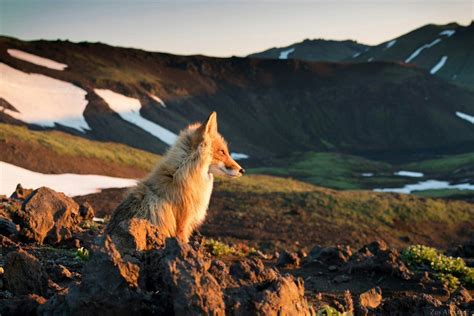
[[346, 240, 413, 280], [4, 249, 49, 296], [42, 236, 314, 315], [109, 218, 164, 255], [16, 187, 83, 244]]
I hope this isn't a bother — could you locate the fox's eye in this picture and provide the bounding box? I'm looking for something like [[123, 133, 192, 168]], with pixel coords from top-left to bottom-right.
[[219, 149, 225, 155]]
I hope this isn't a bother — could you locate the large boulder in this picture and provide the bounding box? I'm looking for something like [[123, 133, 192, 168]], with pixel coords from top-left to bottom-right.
[[4, 249, 49, 296], [109, 218, 164, 255], [347, 241, 412, 280], [17, 187, 82, 244], [39, 236, 155, 315]]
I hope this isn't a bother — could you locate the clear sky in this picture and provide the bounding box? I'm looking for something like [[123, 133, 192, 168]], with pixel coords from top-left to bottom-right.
[[0, 0, 472, 57]]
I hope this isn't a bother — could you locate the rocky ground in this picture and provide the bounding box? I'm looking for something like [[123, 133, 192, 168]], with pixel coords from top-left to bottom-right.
[[1, 185, 473, 315]]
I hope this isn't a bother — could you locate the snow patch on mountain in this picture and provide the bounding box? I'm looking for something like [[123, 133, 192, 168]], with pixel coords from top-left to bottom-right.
[[279, 48, 295, 59], [231, 153, 249, 160], [0, 63, 90, 131], [405, 38, 441, 63], [394, 171, 424, 178], [94, 89, 177, 145], [7, 49, 67, 71], [456, 112, 474, 124], [430, 56, 448, 74], [149, 94, 167, 107], [374, 180, 474, 194], [385, 40, 396, 49], [439, 30, 455, 37], [0, 162, 136, 197]]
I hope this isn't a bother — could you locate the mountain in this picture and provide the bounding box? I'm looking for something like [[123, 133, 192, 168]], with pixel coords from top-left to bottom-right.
[[248, 39, 369, 61], [1, 36, 474, 164], [351, 22, 474, 88]]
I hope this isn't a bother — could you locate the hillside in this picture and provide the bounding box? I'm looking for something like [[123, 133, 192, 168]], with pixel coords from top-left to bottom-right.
[[1, 36, 474, 162], [352, 22, 474, 88], [248, 39, 369, 61]]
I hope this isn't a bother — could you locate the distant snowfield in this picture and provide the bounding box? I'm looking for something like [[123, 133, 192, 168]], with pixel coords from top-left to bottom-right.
[[374, 180, 474, 194], [430, 56, 447, 74], [0, 162, 137, 197], [394, 171, 424, 178], [0, 63, 90, 131], [456, 111, 474, 124], [405, 38, 442, 63], [7, 49, 68, 71], [149, 94, 167, 107], [439, 30, 455, 37], [279, 48, 295, 59], [386, 40, 396, 49], [361, 173, 374, 177], [231, 153, 249, 160], [94, 89, 178, 145]]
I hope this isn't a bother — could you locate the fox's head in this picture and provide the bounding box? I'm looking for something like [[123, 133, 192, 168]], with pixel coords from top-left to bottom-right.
[[193, 112, 245, 178]]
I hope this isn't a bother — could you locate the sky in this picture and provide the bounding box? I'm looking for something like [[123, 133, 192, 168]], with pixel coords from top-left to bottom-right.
[[0, 0, 472, 57]]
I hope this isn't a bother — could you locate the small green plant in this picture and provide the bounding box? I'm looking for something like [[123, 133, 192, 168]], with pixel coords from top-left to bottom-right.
[[204, 239, 257, 257], [401, 245, 473, 290], [316, 305, 351, 316], [75, 247, 90, 261]]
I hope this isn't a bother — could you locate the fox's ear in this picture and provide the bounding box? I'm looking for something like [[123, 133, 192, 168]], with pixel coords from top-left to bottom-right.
[[197, 111, 217, 137]]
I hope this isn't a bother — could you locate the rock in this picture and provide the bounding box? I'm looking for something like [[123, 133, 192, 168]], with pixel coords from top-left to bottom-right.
[[109, 218, 164, 255], [4, 249, 49, 296], [250, 276, 314, 315], [48, 264, 73, 282], [78, 202, 95, 221], [17, 187, 82, 244], [40, 236, 153, 315], [347, 241, 413, 280], [230, 258, 278, 285], [0, 293, 47, 315], [277, 250, 301, 268], [358, 287, 382, 309], [153, 238, 226, 315], [328, 265, 337, 272], [0, 217, 18, 236], [307, 245, 352, 266], [448, 286, 472, 305], [333, 275, 352, 283], [10, 184, 33, 200], [380, 293, 442, 315]]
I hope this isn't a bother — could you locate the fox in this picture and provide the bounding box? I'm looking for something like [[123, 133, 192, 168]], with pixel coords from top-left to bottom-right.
[[106, 112, 245, 243]]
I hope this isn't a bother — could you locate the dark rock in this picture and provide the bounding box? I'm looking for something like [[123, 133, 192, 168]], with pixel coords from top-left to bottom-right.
[[17, 187, 83, 244], [0, 217, 18, 236], [40, 236, 154, 315], [4, 249, 49, 296], [307, 245, 352, 266], [333, 274, 352, 283], [79, 202, 95, 221], [153, 238, 226, 315], [347, 241, 413, 280], [0, 293, 47, 315], [380, 293, 442, 315], [48, 264, 73, 282], [277, 250, 301, 268]]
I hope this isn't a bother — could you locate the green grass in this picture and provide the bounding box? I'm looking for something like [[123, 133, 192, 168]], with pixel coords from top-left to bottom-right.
[[404, 152, 474, 174], [216, 175, 473, 228], [401, 245, 474, 290], [0, 123, 160, 171], [249, 152, 393, 190]]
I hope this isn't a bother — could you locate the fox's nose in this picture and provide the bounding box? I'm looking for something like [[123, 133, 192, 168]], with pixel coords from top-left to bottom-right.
[[239, 168, 246, 175]]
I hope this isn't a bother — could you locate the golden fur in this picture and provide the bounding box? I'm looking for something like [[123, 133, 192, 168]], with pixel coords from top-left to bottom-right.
[[106, 112, 243, 242]]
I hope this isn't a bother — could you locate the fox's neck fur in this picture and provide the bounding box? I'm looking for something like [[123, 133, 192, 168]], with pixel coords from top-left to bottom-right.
[[107, 124, 214, 243]]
